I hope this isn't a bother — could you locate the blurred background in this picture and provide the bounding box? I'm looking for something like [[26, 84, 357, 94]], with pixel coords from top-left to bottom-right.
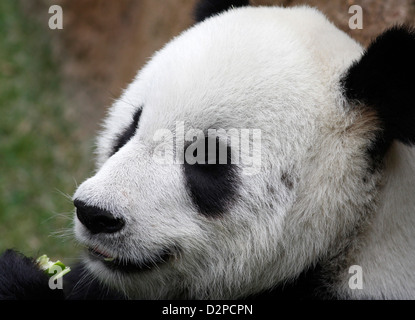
[[1, 0, 414, 263]]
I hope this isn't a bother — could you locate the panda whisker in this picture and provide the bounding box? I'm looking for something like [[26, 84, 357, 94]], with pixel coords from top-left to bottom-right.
[[69, 268, 96, 298], [49, 227, 75, 241], [54, 188, 74, 204]]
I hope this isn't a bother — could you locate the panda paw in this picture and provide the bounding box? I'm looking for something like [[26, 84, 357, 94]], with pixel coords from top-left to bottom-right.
[[0, 249, 64, 300]]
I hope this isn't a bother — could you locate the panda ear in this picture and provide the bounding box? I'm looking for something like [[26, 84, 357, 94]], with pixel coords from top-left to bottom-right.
[[194, 0, 250, 23], [342, 26, 415, 145]]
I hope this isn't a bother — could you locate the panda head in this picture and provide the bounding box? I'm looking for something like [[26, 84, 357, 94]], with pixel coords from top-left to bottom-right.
[[72, 0, 415, 299]]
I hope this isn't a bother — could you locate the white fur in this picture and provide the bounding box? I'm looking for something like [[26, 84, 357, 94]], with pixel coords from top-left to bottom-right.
[[73, 6, 415, 299], [336, 142, 415, 299]]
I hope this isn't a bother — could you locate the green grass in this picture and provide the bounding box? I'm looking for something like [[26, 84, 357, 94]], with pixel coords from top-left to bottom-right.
[[0, 1, 94, 262]]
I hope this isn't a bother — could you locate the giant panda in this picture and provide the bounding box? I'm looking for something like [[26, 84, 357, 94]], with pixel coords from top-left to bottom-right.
[[1, 0, 415, 300]]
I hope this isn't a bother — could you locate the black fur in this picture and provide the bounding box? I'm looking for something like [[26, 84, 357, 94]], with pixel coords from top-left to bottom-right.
[[111, 108, 142, 157], [0, 249, 124, 300], [184, 137, 239, 217], [194, 0, 250, 23], [342, 26, 415, 151], [63, 263, 125, 300], [246, 264, 332, 300], [0, 249, 63, 300]]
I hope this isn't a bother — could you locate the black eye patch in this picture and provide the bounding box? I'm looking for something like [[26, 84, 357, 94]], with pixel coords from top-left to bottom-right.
[[111, 108, 142, 156], [183, 137, 239, 218]]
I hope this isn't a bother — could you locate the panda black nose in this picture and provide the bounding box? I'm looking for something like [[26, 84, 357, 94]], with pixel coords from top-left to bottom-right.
[[74, 199, 125, 234]]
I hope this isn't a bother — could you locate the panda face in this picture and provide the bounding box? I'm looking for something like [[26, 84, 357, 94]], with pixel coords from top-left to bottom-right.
[[72, 6, 384, 299]]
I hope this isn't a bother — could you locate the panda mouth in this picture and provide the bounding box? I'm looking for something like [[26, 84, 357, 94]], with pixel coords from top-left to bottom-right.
[[88, 247, 172, 273]]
